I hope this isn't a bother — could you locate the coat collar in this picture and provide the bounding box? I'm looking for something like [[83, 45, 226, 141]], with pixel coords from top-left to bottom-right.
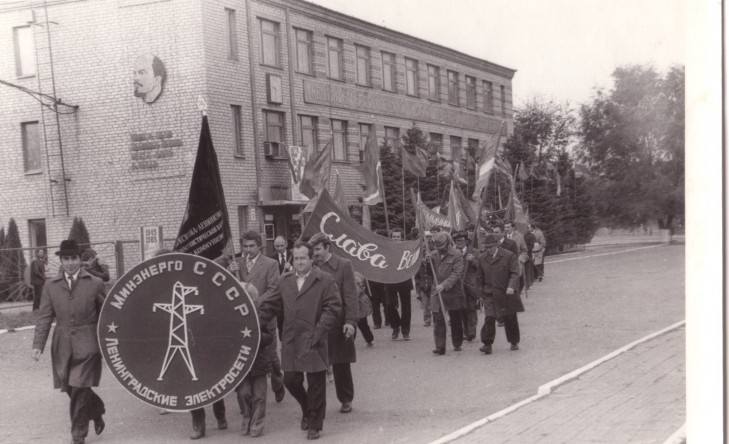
[[318, 252, 340, 271], [294, 266, 323, 298], [50, 268, 92, 282]]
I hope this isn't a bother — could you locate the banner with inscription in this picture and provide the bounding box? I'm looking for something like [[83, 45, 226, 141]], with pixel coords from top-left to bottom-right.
[[302, 190, 422, 283], [98, 253, 260, 411], [417, 199, 451, 231]]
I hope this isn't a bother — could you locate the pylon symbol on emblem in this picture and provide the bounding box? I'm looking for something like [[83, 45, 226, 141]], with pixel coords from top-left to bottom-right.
[[153, 281, 204, 381]]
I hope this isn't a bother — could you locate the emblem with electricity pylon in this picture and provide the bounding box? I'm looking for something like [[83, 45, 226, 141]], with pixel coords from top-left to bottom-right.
[[153, 281, 204, 381]]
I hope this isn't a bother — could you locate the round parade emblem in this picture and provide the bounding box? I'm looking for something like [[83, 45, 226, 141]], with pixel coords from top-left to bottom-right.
[[98, 253, 260, 411]]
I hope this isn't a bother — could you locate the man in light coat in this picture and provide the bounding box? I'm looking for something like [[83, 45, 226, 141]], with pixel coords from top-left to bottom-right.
[[309, 232, 358, 414], [257, 240, 342, 440], [32, 239, 107, 444], [453, 231, 479, 342], [428, 232, 465, 355], [476, 233, 523, 354], [529, 223, 547, 281], [234, 230, 286, 404]]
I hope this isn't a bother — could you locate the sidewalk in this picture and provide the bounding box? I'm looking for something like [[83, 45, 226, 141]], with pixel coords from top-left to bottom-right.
[[442, 324, 685, 444]]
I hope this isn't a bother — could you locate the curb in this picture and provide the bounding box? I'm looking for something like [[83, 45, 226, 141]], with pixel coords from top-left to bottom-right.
[[0, 324, 37, 335], [662, 423, 686, 444], [429, 320, 686, 444]]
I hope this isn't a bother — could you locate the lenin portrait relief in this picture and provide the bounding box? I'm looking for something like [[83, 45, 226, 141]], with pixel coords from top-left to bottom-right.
[[133, 54, 166, 103]]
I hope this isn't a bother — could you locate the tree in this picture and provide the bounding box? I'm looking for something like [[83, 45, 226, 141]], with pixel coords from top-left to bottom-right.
[[576, 64, 684, 230], [0, 219, 27, 300], [68, 217, 91, 247]]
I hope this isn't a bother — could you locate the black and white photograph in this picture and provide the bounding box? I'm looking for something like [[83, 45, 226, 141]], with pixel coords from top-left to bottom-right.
[[0, 0, 720, 443]]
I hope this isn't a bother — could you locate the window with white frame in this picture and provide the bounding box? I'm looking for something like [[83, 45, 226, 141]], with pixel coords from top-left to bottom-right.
[[260, 19, 280, 67], [231, 105, 243, 156], [22, 121, 41, 173], [264, 111, 284, 144], [331, 120, 348, 160], [225, 9, 238, 60], [382, 51, 396, 92], [327, 37, 343, 80], [14, 26, 35, 77], [358, 123, 371, 163], [405, 58, 419, 96], [300, 115, 318, 151], [355, 44, 371, 86], [466, 76, 476, 110], [447, 70, 459, 106], [427, 64, 440, 101], [483, 80, 494, 114], [295, 28, 313, 74]]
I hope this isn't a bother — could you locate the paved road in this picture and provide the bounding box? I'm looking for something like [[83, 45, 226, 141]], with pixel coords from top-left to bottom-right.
[[0, 243, 684, 443]]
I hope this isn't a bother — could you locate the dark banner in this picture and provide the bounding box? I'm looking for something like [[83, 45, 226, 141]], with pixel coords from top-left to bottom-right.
[[302, 190, 422, 283], [98, 254, 260, 411], [174, 116, 230, 259]]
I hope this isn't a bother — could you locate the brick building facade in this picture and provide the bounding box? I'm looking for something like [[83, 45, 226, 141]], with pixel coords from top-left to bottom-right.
[[0, 0, 514, 263]]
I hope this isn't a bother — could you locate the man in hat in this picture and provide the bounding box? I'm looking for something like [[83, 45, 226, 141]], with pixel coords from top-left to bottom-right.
[[32, 239, 107, 444], [385, 228, 413, 340], [476, 233, 522, 354], [452, 231, 479, 342], [428, 232, 465, 355]]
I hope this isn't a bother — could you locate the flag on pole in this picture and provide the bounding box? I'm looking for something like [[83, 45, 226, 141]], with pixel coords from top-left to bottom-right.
[[402, 146, 428, 177], [300, 140, 332, 199], [451, 142, 467, 184], [358, 130, 383, 205], [505, 173, 528, 233], [361, 203, 371, 231], [173, 115, 231, 260], [453, 181, 477, 227], [517, 161, 529, 181], [332, 169, 349, 215], [447, 181, 468, 231], [472, 120, 506, 200]]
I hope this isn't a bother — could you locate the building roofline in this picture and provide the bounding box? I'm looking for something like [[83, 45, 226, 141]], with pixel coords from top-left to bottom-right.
[[279, 0, 517, 79]]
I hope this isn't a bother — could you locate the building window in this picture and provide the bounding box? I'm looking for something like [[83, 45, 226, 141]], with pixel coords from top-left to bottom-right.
[[500, 85, 507, 116], [264, 111, 284, 144], [225, 8, 238, 60], [14, 26, 35, 77], [260, 19, 280, 67], [300, 115, 318, 151], [358, 123, 371, 163], [405, 58, 418, 96], [22, 121, 41, 173], [430, 132, 443, 155], [295, 28, 313, 74], [468, 138, 479, 151], [327, 37, 343, 80], [237, 206, 248, 237], [331, 120, 348, 161], [483, 80, 494, 114], [384, 126, 399, 152], [28, 219, 47, 249], [447, 70, 459, 106], [466, 76, 476, 110], [355, 45, 371, 86], [450, 135, 462, 157], [427, 64, 440, 101], [381, 51, 396, 92], [231, 105, 243, 156]]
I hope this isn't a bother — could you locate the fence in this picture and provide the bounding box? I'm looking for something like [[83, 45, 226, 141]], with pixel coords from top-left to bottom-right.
[[0, 239, 176, 304]]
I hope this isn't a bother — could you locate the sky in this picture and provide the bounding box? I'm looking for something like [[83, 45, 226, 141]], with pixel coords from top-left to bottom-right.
[[306, 0, 685, 108]]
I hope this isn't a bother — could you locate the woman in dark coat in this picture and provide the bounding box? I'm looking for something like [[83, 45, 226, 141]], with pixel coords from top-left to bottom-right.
[[476, 233, 523, 354], [32, 240, 107, 444], [428, 232, 466, 355]]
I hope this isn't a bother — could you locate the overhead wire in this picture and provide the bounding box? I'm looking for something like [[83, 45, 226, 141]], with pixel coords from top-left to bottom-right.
[[0, 78, 78, 114]]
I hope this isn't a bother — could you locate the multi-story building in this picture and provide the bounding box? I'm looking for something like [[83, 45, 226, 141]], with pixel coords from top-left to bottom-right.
[[0, 0, 514, 267]]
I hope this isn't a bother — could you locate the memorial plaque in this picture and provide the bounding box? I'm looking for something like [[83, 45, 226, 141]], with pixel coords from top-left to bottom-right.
[[98, 253, 260, 411]]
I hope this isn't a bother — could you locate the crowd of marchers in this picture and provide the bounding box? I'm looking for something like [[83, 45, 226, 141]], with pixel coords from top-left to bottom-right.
[[30, 223, 546, 443]]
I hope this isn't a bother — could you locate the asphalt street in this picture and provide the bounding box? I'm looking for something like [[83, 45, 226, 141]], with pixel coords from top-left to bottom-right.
[[0, 243, 684, 444]]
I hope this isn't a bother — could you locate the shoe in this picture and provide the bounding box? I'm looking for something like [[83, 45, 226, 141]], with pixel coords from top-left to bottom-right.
[[479, 344, 492, 354], [511, 343, 519, 351], [241, 426, 250, 436], [275, 389, 285, 403], [300, 417, 309, 431], [453, 346, 462, 351], [497, 322, 504, 327], [190, 425, 205, 440], [340, 401, 352, 413], [71, 438, 84, 444], [432, 349, 445, 355], [307, 429, 320, 440], [424, 321, 431, 327], [466, 335, 475, 342], [250, 429, 263, 437], [391, 328, 399, 340], [538, 276, 543, 282], [402, 333, 410, 340], [366, 341, 374, 347], [94, 417, 105, 435], [373, 325, 381, 329], [217, 418, 227, 430]]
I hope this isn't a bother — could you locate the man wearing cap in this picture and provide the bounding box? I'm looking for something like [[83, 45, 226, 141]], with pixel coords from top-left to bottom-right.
[[414, 229, 434, 327], [476, 233, 522, 354], [452, 231, 479, 342], [32, 239, 107, 444], [428, 232, 465, 355]]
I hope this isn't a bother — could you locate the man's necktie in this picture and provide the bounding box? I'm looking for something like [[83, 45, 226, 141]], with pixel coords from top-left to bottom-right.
[[67, 275, 75, 289], [246, 258, 254, 272]]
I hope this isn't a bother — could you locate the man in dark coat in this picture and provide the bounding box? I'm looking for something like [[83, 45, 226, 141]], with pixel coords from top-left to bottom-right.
[[476, 233, 523, 354], [30, 248, 47, 311], [385, 228, 413, 340], [453, 231, 479, 342], [309, 232, 358, 414], [270, 235, 293, 274], [428, 232, 465, 355], [257, 240, 342, 440], [32, 240, 107, 444]]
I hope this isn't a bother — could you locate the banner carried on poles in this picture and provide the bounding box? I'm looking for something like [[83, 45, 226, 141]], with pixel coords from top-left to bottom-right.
[[415, 197, 451, 230], [302, 190, 422, 283], [173, 115, 231, 259]]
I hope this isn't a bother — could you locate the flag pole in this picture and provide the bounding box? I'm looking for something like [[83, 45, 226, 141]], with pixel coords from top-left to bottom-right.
[[380, 142, 391, 234], [401, 150, 406, 236]]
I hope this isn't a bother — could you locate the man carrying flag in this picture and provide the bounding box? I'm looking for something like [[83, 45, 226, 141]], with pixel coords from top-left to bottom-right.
[[357, 131, 383, 205]]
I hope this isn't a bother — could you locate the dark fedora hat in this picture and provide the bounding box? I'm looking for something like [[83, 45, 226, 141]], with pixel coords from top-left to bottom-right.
[[56, 239, 82, 257], [481, 233, 500, 247]]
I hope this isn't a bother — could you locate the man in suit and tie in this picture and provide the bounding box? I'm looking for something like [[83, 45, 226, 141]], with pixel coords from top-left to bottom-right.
[[233, 230, 286, 404], [270, 235, 293, 274]]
